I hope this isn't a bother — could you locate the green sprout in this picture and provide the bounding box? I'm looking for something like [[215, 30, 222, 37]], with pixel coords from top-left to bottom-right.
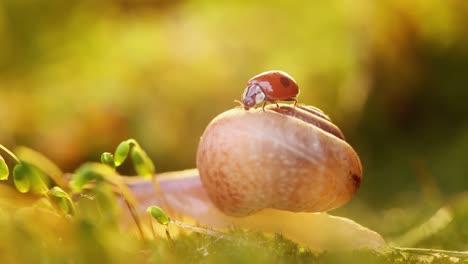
[[146, 205, 233, 243], [14, 163, 50, 194], [0, 144, 49, 194], [0, 144, 72, 216], [147, 206, 172, 241], [114, 141, 130, 167], [70, 163, 109, 193], [147, 206, 170, 225], [102, 139, 155, 178], [70, 162, 145, 241], [0, 143, 20, 181], [15, 146, 65, 188], [100, 152, 115, 169], [12, 163, 31, 193], [0, 155, 8, 180], [130, 144, 155, 178], [103, 139, 170, 211], [47, 186, 76, 215]]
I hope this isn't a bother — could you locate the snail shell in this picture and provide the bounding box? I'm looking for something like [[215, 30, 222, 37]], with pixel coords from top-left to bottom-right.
[[196, 104, 362, 216]]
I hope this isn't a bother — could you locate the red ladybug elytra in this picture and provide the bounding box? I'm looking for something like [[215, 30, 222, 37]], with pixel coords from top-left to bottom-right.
[[241, 70, 299, 110]]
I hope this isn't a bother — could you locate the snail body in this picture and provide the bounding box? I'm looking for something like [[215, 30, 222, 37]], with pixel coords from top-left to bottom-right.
[[125, 103, 382, 251], [125, 169, 385, 251]]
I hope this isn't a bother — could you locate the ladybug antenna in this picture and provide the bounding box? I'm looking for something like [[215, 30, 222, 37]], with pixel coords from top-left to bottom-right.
[[233, 99, 244, 107]]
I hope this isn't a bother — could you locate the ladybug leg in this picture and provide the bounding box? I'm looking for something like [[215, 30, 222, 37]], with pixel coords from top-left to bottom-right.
[[261, 101, 267, 111], [282, 97, 298, 107], [275, 102, 280, 108]]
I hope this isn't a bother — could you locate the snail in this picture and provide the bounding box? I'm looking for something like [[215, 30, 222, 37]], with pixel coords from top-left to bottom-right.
[[197, 104, 361, 216], [125, 103, 385, 251]]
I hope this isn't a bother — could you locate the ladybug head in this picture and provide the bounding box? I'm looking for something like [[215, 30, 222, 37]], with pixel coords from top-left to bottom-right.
[[242, 85, 265, 110]]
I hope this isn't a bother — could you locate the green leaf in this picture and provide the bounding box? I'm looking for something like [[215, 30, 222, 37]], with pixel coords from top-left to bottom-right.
[[13, 163, 31, 193], [0, 156, 8, 180], [130, 145, 155, 178], [147, 206, 169, 225], [114, 141, 130, 167], [100, 152, 115, 168]]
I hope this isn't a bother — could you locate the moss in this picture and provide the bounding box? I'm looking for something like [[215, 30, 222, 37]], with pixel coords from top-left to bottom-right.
[[0, 143, 466, 264]]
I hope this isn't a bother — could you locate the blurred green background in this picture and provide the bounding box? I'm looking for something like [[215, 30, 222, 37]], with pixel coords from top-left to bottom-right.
[[0, 0, 467, 250]]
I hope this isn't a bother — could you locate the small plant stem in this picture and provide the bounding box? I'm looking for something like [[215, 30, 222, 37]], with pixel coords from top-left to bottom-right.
[[45, 193, 76, 216], [393, 247, 468, 258], [0, 144, 20, 163], [148, 213, 156, 240], [129, 140, 171, 214], [151, 176, 172, 214], [165, 227, 172, 241], [99, 170, 146, 242], [171, 220, 233, 241], [119, 188, 146, 242]]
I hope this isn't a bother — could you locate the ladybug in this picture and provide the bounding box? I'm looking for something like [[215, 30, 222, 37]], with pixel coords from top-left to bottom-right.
[[241, 70, 299, 110]]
